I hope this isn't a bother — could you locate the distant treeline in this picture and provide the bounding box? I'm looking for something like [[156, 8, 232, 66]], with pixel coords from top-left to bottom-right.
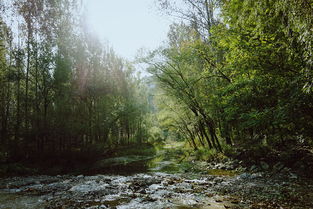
[[0, 0, 150, 162]]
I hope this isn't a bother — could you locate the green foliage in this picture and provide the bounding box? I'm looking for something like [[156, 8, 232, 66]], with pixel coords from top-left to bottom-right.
[[0, 0, 152, 166], [1, 0, 312, 173], [149, 0, 313, 156], [214, 0, 313, 146]]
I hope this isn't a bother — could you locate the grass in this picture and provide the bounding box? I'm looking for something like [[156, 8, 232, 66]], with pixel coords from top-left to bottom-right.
[[207, 169, 238, 176]]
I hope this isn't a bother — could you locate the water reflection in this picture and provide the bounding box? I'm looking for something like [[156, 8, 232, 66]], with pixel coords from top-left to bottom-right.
[[81, 147, 188, 176]]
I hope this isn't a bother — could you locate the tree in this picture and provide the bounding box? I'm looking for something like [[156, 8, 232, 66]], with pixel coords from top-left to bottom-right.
[[150, 0, 313, 153], [0, 0, 152, 165]]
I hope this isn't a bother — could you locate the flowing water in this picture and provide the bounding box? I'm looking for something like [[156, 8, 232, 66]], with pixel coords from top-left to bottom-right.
[[2, 147, 313, 208], [0, 147, 245, 209], [0, 173, 242, 209]]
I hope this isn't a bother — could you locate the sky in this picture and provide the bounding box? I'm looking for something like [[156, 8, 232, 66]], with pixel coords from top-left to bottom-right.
[[84, 0, 173, 61]]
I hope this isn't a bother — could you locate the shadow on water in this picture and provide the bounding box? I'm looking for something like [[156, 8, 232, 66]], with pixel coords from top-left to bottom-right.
[[0, 144, 246, 209], [83, 157, 154, 175], [80, 144, 190, 175]]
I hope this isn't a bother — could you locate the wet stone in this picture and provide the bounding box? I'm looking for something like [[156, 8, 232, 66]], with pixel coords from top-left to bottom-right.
[[1, 160, 313, 209]]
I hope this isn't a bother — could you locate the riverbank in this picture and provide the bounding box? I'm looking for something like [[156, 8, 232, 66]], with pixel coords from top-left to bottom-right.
[[0, 143, 156, 177], [1, 143, 313, 208], [1, 169, 313, 208]]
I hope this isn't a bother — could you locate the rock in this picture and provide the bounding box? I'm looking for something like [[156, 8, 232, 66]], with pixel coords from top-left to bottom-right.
[[260, 161, 269, 170], [69, 181, 109, 193], [238, 173, 251, 179], [148, 184, 163, 191], [251, 172, 263, 179], [144, 196, 157, 202], [222, 158, 228, 163], [281, 167, 291, 174], [138, 188, 146, 194], [250, 165, 258, 172], [220, 165, 228, 170], [213, 178, 224, 184], [230, 199, 240, 204], [273, 162, 284, 171], [289, 173, 298, 179]]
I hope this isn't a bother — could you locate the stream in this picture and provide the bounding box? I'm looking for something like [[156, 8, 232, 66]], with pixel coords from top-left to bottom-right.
[[0, 173, 242, 209], [1, 147, 313, 209]]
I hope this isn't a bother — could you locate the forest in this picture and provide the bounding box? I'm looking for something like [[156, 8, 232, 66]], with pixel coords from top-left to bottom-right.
[[0, 0, 152, 166], [0, 0, 313, 208], [145, 0, 313, 165]]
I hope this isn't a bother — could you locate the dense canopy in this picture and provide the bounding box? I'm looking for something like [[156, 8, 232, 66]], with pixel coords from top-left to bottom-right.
[[0, 0, 312, 176]]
